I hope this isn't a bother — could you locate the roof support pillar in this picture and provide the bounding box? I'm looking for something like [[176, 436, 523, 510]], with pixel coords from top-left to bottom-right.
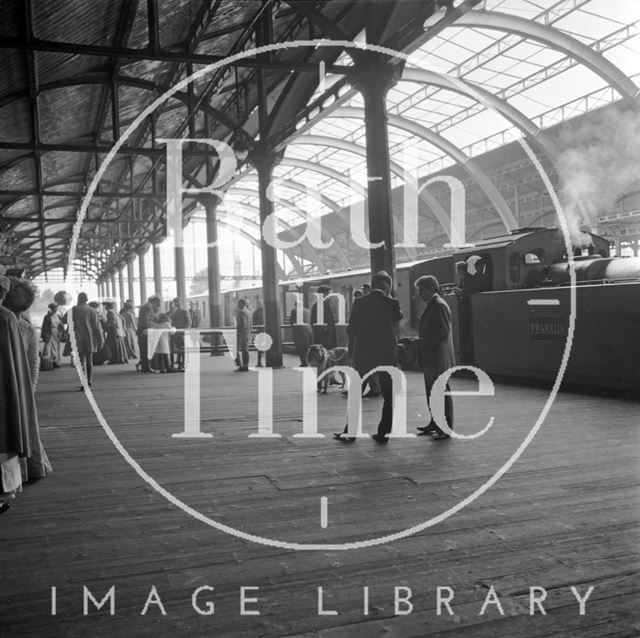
[[110, 272, 117, 301], [351, 51, 403, 280], [153, 244, 162, 297], [254, 6, 283, 367], [138, 250, 147, 303], [254, 149, 283, 367], [127, 260, 135, 304], [175, 244, 186, 302], [118, 268, 125, 306], [204, 193, 222, 328], [204, 112, 222, 328]]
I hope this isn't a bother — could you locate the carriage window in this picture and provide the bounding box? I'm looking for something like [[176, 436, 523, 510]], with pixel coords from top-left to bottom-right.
[[509, 252, 521, 282], [524, 249, 545, 264]]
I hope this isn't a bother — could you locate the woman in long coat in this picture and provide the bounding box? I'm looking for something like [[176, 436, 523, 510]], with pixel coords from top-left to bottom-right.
[[103, 301, 128, 364], [2, 277, 52, 484], [120, 301, 139, 359]]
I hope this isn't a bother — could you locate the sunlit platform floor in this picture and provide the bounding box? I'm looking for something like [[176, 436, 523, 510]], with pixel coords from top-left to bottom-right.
[[1, 353, 639, 637]]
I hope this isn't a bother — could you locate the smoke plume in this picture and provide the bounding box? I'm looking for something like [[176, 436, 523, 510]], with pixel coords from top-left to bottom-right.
[[556, 106, 640, 245]]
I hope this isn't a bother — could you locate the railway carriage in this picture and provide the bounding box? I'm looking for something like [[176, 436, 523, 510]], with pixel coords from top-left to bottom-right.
[[188, 227, 640, 392]]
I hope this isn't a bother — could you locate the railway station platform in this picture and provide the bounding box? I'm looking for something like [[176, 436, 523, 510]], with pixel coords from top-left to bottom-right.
[[1, 354, 639, 637]]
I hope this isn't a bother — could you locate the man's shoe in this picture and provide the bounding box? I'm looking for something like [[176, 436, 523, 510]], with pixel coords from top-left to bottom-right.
[[371, 433, 389, 444], [333, 432, 356, 442], [417, 422, 437, 433], [431, 431, 451, 440]]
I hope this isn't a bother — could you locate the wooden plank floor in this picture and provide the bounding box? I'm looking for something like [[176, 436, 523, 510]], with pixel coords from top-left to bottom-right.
[[1, 353, 639, 637]]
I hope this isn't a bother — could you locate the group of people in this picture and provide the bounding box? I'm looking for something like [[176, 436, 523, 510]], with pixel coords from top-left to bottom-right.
[[241, 273, 455, 443], [136, 295, 195, 374], [310, 272, 455, 444], [46, 293, 200, 387], [0, 271, 52, 513]]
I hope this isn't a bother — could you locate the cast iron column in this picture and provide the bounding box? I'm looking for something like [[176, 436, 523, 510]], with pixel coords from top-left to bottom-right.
[[252, 4, 283, 367], [204, 193, 222, 327], [153, 243, 162, 297], [110, 272, 117, 300], [127, 260, 135, 303], [254, 148, 283, 367], [175, 243, 186, 302], [352, 54, 402, 280], [118, 268, 125, 306], [138, 250, 147, 302]]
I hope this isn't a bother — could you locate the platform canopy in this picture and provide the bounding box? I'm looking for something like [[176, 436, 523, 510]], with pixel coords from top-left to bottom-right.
[[0, 0, 638, 280]]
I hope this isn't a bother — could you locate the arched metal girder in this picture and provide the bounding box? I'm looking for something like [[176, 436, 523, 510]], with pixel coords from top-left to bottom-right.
[[223, 155, 369, 200], [235, 174, 418, 268], [239, 173, 420, 262], [456, 10, 639, 101], [226, 187, 350, 269], [400, 68, 558, 163], [278, 158, 367, 197], [290, 135, 453, 239], [331, 106, 517, 231], [189, 169, 334, 274], [218, 199, 327, 275], [223, 159, 367, 215], [240, 175, 343, 214]]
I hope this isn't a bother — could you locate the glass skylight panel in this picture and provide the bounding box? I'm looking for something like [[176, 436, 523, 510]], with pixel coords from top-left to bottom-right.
[[555, 9, 618, 41], [511, 68, 608, 118], [443, 110, 508, 151], [308, 115, 359, 138], [602, 36, 640, 77], [587, 0, 640, 23], [462, 65, 505, 86], [486, 0, 537, 19]]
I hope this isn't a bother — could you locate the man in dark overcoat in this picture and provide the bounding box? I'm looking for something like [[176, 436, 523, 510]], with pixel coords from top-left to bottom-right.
[[336, 271, 402, 444], [416, 275, 455, 439], [71, 292, 105, 388]]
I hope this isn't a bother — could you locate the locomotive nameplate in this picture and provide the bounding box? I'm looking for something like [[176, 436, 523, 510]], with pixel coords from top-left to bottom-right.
[[529, 316, 567, 341]]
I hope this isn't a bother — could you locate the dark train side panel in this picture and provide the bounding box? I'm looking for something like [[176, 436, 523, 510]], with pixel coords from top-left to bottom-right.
[[471, 283, 640, 392]]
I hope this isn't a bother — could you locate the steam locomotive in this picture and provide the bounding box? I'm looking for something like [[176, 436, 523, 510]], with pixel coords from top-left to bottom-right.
[[188, 227, 640, 392]]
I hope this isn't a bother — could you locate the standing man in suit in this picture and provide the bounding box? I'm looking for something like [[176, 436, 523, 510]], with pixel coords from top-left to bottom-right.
[[235, 298, 252, 372], [310, 283, 337, 349], [335, 271, 402, 444], [415, 275, 455, 440], [290, 300, 313, 367], [71, 292, 105, 389]]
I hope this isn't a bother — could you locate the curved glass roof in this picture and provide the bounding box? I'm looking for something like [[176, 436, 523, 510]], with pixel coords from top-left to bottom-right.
[[220, 0, 639, 227]]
